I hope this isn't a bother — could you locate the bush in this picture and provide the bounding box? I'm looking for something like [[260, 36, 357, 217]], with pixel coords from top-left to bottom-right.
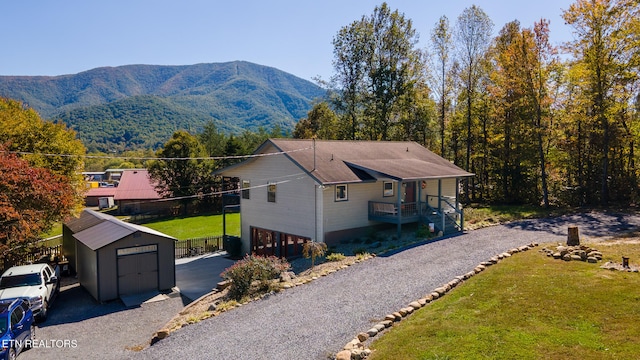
[[302, 240, 328, 269], [326, 253, 346, 262], [416, 224, 432, 239], [353, 247, 368, 255], [221, 254, 290, 301]]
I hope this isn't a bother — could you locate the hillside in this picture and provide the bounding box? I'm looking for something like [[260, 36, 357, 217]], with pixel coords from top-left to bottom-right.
[[0, 61, 326, 152]]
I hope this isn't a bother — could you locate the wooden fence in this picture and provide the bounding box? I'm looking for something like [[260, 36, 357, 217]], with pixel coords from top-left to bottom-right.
[[175, 235, 224, 259], [24, 244, 63, 264]]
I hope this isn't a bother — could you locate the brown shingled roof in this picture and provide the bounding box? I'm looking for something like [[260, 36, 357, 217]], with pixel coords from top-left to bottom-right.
[[254, 139, 473, 185]]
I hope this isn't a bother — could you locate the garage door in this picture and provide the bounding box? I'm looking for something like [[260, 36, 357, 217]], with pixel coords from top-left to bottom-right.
[[117, 245, 159, 296]]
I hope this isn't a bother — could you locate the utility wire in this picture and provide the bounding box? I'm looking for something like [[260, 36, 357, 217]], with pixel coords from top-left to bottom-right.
[[2, 146, 312, 161], [137, 174, 308, 204]]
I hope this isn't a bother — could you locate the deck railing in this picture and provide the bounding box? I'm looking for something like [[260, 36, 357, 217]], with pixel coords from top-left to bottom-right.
[[175, 235, 224, 258], [369, 198, 464, 234]]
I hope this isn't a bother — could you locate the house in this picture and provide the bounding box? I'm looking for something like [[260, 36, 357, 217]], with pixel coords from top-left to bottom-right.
[[84, 169, 178, 215], [114, 169, 165, 215], [218, 139, 473, 258], [62, 209, 177, 302], [84, 187, 117, 207]]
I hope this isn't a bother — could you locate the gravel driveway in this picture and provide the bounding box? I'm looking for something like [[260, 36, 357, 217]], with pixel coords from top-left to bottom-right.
[[18, 283, 185, 360], [133, 212, 640, 360], [18, 211, 637, 360]]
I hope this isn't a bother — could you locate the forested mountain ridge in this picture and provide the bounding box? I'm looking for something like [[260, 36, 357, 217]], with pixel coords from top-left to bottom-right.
[[0, 61, 326, 152]]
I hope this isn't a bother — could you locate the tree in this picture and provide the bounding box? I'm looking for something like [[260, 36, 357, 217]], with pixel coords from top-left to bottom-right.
[[455, 5, 493, 202], [519, 20, 557, 208], [431, 15, 453, 156], [562, 0, 640, 204], [293, 102, 339, 139], [302, 240, 327, 270], [331, 17, 369, 140], [331, 2, 427, 141], [487, 21, 540, 204], [198, 121, 226, 160], [0, 147, 76, 266], [148, 131, 216, 214], [0, 98, 86, 213]]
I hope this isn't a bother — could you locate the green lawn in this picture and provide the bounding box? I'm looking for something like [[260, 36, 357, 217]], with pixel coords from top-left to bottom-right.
[[464, 204, 566, 230], [369, 241, 640, 360], [136, 212, 240, 239]]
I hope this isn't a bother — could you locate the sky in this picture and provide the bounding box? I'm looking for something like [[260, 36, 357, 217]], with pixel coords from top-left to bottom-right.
[[1, 0, 577, 82]]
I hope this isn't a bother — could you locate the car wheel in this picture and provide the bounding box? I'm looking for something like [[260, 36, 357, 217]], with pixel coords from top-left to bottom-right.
[[8, 347, 16, 360], [26, 324, 36, 349], [37, 300, 48, 322]]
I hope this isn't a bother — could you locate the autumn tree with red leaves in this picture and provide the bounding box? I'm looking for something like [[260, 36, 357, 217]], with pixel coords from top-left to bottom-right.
[[0, 148, 76, 266], [0, 97, 86, 266]]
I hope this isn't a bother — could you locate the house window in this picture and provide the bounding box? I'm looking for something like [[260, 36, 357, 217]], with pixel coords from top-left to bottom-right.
[[268, 182, 276, 203], [242, 180, 250, 199], [383, 181, 394, 197], [335, 184, 348, 201]]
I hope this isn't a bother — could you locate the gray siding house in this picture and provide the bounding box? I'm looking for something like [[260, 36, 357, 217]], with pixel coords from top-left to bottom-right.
[[219, 139, 473, 258]]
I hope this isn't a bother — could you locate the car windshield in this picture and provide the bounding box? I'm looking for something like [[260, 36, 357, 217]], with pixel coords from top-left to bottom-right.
[[0, 274, 42, 289], [0, 317, 6, 335]]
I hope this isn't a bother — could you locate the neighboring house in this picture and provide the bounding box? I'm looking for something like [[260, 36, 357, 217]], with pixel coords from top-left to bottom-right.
[[218, 139, 473, 258], [62, 209, 177, 302], [114, 169, 165, 215], [84, 187, 117, 207], [84, 169, 177, 215]]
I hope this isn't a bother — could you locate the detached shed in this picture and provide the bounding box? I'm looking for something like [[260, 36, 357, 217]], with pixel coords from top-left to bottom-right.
[[63, 210, 176, 302]]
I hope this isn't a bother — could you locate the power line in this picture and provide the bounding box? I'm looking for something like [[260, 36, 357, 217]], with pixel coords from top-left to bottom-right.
[[1, 146, 312, 161], [133, 174, 309, 204]]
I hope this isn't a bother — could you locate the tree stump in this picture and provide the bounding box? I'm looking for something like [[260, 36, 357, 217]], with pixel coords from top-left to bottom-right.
[[567, 226, 580, 246]]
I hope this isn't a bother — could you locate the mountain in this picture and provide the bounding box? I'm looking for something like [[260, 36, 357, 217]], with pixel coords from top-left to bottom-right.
[[0, 61, 326, 152]]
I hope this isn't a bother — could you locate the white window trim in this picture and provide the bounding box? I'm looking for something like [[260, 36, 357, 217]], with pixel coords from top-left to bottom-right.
[[267, 182, 277, 203], [383, 181, 394, 197], [242, 180, 250, 199], [335, 184, 348, 202]]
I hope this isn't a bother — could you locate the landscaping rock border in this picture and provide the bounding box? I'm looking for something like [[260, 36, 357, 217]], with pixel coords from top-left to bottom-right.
[[334, 242, 539, 360]]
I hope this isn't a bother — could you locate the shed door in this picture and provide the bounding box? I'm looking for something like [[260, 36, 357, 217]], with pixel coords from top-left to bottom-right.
[[117, 251, 158, 296]]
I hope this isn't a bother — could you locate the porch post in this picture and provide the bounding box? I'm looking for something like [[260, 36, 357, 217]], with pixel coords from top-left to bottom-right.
[[397, 180, 403, 238], [457, 178, 463, 231], [418, 180, 422, 217], [438, 179, 444, 234]]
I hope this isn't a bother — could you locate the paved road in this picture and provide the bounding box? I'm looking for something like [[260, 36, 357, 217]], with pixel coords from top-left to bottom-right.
[[134, 212, 640, 360]]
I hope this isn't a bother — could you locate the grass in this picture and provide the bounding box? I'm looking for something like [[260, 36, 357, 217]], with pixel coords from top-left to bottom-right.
[[138, 212, 240, 239], [369, 240, 640, 360], [464, 204, 566, 230], [38, 212, 240, 243]]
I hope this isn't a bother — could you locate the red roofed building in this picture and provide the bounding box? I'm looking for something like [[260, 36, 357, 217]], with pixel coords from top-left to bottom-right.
[[114, 169, 163, 215], [84, 169, 178, 215], [84, 187, 118, 207]]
